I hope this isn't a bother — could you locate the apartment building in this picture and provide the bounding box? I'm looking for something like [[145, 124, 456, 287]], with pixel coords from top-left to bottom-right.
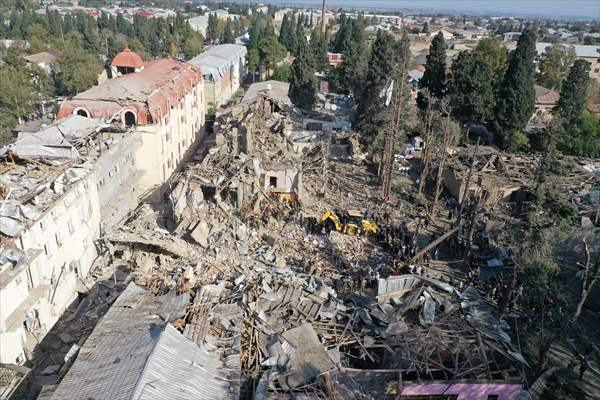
[[58, 48, 206, 201]]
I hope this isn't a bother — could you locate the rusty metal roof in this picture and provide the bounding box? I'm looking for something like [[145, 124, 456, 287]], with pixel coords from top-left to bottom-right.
[[57, 59, 202, 125], [111, 46, 144, 68]]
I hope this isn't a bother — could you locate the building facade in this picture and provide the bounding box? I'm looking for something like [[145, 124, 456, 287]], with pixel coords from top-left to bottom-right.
[[188, 44, 247, 109], [57, 49, 206, 201]]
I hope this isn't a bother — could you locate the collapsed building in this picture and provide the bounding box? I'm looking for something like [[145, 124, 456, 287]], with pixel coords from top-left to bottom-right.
[[35, 88, 541, 400]]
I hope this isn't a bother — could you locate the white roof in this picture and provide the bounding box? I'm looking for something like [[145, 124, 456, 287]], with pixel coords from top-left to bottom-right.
[[188, 44, 247, 81], [536, 42, 600, 58]]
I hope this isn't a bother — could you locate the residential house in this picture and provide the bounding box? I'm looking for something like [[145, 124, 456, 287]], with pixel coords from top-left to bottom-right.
[[327, 52, 343, 68], [57, 48, 206, 201], [188, 15, 209, 36], [534, 84, 560, 119], [22, 50, 62, 74], [188, 44, 247, 109]]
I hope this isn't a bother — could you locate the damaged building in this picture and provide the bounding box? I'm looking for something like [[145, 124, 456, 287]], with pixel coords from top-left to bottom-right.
[[57, 47, 206, 201]]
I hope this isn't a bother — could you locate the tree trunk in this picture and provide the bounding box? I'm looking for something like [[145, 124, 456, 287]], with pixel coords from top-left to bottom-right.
[[430, 114, 451, 217], [573, 240, 598, 322]]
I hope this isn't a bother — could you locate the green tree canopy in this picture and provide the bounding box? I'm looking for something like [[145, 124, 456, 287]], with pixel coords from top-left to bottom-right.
[[288, 33, 316, 110], [495, 28, 537, 147], [258, 35, 286, 74], [221, 19, 234, 44], [555, 59, 591, 124], [448, 50, 496, 124], [279, 12, 296, 54], [418, 31, 446, 108], [355, 30, 399, 141], [537, 42, 576, 90], [472, 37, 508, 83], [54, 43, 102, 96], [0, 64, 36, 145]]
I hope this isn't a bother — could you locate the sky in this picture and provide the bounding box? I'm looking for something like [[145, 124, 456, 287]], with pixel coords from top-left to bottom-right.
[[237, 0, 600, 20]]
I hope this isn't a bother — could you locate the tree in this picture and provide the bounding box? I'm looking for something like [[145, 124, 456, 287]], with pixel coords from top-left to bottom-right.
[[221, 19, 234, 44], [279, 13, 296, 53], [271, 63, 290, 82], [495, 28, 537, 147], [421, 21, 429, 33], [288, 34, 316, 110], [0, 64, 35, 145], [258, 35, 286, 75], [472, 37, 508, 84], [309, 27, 329, 72], [246, 47, 260, 81], [206, 13, 219, 43], [537, 42, 576, 90], [182, 30, 203, 59], [418, 31, 446, 108], [54, 44, 102, 96], [555, 59, 591, 124], [355, 30, 400, 142], [448, 51, 496, 124]]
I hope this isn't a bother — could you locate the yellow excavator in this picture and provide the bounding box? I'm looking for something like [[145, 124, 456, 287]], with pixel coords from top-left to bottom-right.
[[318, 210, 379, 236]]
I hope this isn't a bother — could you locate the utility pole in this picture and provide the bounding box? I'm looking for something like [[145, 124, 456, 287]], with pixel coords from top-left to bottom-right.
[[320, 0, 327, 33]]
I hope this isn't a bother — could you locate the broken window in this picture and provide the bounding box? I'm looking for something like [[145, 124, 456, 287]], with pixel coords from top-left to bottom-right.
[[124, 111, 136, 127], [76, 108, 90, 118], [269, 176, 278, 188]]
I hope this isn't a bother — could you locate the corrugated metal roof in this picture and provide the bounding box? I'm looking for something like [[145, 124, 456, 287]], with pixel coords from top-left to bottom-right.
[[50, 283, 239, 400], [188, 44, 247, 81], [57, 59, 202, 125], [537, 42, 600, 58], [132, 324, 240, 400], [50, 283, 191, 400]]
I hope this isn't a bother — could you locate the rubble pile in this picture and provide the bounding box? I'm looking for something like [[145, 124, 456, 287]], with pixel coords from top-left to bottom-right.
[[81, 92, 532, 399]]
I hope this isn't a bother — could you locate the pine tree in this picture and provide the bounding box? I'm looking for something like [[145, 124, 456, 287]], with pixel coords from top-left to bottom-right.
[[310, 27, 328, 72], [289, 33, 316, 110], [221, 19, 234, 44], [295, 18, 305, 55], [279, 13, 296, 53], [355, 30, 399, 141], [495, 28, 537, 144], [448, 51, 496, 124], [555, 59, 591, 124], [418, 31, 446, 108]]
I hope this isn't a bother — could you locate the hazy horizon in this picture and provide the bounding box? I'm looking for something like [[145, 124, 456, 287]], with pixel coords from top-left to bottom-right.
[[232, 0, 600, 20]]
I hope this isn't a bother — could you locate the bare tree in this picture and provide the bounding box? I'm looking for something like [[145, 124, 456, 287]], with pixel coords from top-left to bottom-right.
[[573, 239, 600, 322]]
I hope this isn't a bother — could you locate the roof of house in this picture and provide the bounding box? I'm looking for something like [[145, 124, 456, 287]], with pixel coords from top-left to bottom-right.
[[242, 80, 291, 106], [22, 50, 62, 64], [536, 42, 600, 58], [188, 14, 209, 29], [534, 85, 560, 105], [111, 46, 144, 68], [188, 44, 247, 81], [57, 59, 202, 125], [50, 283, 238, 400], [408, 69, 424, 82]]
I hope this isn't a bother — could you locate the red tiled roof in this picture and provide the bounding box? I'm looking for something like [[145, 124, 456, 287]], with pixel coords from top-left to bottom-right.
[[57, 59, 203, 125], [111, 46, 144, 68]]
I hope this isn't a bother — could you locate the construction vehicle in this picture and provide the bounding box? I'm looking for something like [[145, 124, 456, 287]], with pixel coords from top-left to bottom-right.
[[318, 210, 379, 236]]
